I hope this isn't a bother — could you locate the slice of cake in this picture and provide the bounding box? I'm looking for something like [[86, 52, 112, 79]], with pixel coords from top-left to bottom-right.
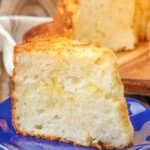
[[12, 35, 133, 149]]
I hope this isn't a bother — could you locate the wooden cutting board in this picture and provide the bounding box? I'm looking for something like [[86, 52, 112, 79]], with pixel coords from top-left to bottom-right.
[[116, 41, 150, 95]]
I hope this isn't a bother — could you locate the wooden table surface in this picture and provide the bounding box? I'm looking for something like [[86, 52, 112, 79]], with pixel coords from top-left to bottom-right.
[[0, 0, 150, 107]]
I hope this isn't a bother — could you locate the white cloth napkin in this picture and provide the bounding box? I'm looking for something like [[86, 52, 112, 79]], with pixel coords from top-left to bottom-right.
[[0, 16, 52, 76]]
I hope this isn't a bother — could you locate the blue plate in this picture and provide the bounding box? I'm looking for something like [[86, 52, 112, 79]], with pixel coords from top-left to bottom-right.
[[0, 97, 150, 150]]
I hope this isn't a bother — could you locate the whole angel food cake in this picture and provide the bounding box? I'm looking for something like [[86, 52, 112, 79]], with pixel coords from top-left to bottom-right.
[[12, 35, 133, 149], [54, 0, 150, 51]]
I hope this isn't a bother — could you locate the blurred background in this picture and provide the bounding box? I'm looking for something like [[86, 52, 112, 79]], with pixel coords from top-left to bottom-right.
[[0, 0, 57, 16]]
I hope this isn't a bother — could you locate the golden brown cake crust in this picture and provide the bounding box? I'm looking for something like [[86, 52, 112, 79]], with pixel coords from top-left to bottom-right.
[[23, 22, 56, 42], [17, 34, 102, 55], [54, 0, 79, 34]]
